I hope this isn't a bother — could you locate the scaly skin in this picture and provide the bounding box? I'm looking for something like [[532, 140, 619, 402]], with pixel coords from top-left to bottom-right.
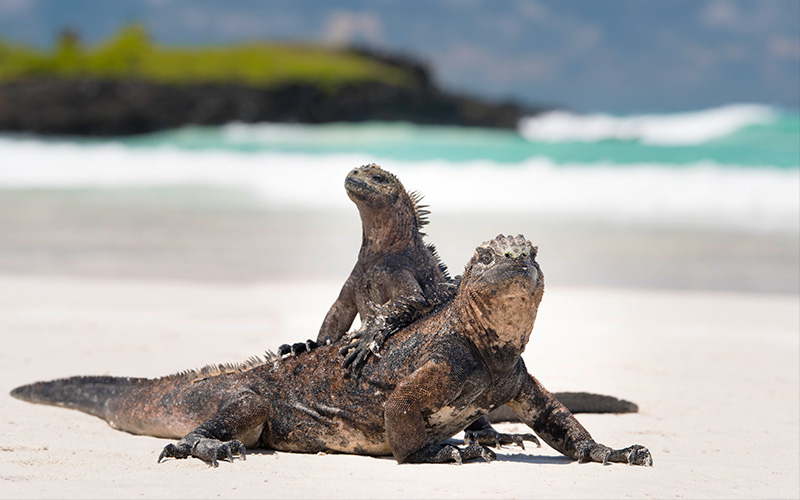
[[11, 235, 652, 468]]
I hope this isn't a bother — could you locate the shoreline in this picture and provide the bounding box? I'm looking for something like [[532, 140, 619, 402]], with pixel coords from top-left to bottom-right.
[[2, 274, 798, 499], [0, 188, 797, 294]]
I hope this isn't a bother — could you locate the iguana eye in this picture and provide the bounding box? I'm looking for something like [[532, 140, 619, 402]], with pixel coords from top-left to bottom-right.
[[478, 250, 494, 265], [371, 174, 389, 184]]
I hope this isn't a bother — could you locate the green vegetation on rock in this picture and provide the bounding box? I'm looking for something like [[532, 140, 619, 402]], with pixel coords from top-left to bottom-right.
[[0, 24, 413, 89]]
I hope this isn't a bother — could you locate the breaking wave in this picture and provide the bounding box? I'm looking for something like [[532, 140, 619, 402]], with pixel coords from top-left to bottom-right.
[[0, 136, 796, 232], [518, 104, 778, 145]]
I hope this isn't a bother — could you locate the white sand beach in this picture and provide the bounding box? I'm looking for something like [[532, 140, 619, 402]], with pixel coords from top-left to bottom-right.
[[2, 273, 798, 499], [0, 165, 798, 499]]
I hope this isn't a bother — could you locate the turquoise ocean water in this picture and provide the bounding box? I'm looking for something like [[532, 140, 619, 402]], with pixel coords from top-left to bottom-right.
[[114, 104, 800, 168], [1, 104, 798, 232]]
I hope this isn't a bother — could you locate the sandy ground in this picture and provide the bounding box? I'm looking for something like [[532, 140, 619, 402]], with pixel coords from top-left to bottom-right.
[[2, 275, 798, 499]]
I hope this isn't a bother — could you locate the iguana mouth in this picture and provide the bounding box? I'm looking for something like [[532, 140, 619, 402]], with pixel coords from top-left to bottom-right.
[[345, 176, 376, 200]]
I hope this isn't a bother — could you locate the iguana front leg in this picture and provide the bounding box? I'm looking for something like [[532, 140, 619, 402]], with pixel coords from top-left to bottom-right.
[[158, 391, 270, 467], [506, 372, 652, 466], [317, 274, 358, 344], [384, 358, 495, 464]]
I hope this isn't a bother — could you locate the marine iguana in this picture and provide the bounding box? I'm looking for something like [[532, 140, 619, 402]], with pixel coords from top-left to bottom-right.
[[316, 163, 452, 348], [312, 164, 636, 434], [11, 235, 652, 468]]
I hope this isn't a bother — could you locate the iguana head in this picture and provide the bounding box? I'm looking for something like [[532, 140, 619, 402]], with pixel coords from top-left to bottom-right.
[[345, 163, 405, 209], [345, 164, 432, 251], [458, 234, 544, 361]]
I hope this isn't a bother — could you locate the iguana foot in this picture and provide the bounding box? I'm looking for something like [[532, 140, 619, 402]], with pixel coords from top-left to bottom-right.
[[464, 428, 540, 450], [278, 339, 323, 359], [575, 442, 652, 466], [158, 438, 246, 467], [340, 305, 392, 373], [405, 443, 496, 465]]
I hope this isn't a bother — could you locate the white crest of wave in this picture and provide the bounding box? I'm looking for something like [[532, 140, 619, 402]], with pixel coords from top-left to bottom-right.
[[220, 121, 419, 145], [0, 137, 796, 232], [518, 104, 776, 145]]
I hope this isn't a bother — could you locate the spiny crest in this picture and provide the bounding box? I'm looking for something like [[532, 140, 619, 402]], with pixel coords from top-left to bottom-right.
[[426, 242, 451, 280], [408, 188, 449, 280], [480, 234, 537, 259], [171, 352, 280, 382], [408, 190, 431, 229]]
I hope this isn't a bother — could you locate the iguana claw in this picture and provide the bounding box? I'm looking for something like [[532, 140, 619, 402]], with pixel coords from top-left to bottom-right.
[[463, 428, 540, 450], [158, 442, 190, 463], [158, 438, 246, 467], [574, 442, 652, 466], [368, 341, 381, 356], [405, 443, 495, 464]]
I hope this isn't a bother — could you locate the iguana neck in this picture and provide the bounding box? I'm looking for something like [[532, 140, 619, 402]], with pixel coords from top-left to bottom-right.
[[357, 204, 420, 258], [451, 277, 542, 377], [450, 292, 523, 377]]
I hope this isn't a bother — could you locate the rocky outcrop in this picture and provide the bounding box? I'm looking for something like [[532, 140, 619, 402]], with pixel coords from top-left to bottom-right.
[[0, 67, 545, 136]]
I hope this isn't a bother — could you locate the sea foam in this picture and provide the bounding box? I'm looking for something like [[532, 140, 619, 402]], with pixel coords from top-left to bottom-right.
[[0, 136, 796, 232], [518, 104, 777, 145]]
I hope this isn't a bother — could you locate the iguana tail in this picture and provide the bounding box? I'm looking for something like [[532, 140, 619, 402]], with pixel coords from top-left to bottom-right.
[[554, 391, 638, 413], [10, 375, 139, 420], [486, 391, 638, 422]]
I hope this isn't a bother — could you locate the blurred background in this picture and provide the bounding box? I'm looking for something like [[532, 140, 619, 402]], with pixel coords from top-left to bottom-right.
[[0, 0, 798, 293]]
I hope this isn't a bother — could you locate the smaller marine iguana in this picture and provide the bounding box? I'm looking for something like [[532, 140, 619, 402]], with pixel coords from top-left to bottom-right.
[[11, 235, 652, 468], [316, 163, 452, 347]]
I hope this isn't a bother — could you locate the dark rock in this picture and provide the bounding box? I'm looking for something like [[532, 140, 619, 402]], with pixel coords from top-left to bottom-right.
[[0, 76, 549, 136]]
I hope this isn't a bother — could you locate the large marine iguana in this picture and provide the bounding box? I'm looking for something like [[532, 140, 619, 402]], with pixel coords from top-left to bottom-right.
[[11, 235, 652, 468], [312, 164, 637, 429]]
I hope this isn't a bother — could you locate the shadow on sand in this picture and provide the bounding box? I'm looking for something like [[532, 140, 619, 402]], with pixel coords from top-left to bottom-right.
[[232, 445, 573, 466]]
